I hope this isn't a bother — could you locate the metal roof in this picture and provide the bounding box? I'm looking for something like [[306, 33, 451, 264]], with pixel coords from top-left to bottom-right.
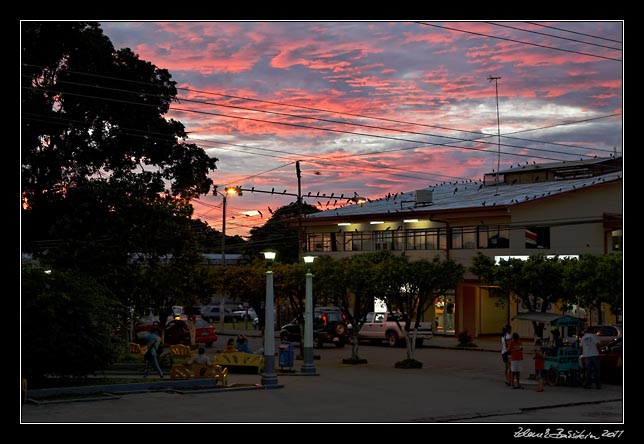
[[303, 171, 622, 220], [494, 156, 621, 175]]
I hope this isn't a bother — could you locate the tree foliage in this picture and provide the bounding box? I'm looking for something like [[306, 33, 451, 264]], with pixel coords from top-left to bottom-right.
[[471, 253, 622, 337], [22, 22, 217, 205], [243, 202, 319, 264], [22, 265, 127, 381], [564, 253, 623, 323], [21, 22, 219, 374], [394, 256, 465, 360]]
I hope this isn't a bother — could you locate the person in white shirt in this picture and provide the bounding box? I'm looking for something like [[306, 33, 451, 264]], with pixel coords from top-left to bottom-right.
[[580, 328, 602, 389], [186, 347, 212, 365], [501, 325, 512, 385]]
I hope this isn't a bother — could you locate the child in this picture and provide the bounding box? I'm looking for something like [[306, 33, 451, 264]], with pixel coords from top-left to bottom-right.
[[223, 338, 237, 353], [534, 338, 545, 392], [508, 332, 524, 389]]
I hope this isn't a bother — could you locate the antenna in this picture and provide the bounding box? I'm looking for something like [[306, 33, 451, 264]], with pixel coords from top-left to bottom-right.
[[488, 75, 502, 196]]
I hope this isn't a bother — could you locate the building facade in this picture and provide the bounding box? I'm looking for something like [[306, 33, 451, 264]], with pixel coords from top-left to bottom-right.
[[298, 157, 623, 338]]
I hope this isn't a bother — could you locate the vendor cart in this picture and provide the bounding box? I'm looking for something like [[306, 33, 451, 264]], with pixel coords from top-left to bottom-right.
[[512, 312, 586, 386]]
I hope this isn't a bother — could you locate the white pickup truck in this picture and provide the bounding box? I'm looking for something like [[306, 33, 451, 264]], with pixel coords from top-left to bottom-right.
[[358, 311, 433, 347]]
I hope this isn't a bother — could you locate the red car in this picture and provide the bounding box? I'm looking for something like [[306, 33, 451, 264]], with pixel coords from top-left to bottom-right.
[[165, 318, 217, 347]]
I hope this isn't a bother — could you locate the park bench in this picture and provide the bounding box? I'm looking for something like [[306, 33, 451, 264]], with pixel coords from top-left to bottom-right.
[[130, 342, 148, 355], [170, 364, 228, 386], [214, 351, 264, 374]]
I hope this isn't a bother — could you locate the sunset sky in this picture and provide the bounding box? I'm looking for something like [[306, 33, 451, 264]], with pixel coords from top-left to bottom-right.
[[100, 21, 623, 238]]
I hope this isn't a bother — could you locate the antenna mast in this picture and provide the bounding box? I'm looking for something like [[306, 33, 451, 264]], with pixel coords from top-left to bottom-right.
[[488, 75, 502, 195]]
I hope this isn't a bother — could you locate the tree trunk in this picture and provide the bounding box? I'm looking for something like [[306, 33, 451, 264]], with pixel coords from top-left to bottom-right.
[[405, 329, 418, 360], [187, 317, 196, 346], [351, 333, 360, 360]]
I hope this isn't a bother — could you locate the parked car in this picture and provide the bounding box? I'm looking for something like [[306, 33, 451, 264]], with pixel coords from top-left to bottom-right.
[[580, 337, 622, 384], [164, 318, 217, 347], [584, 324, 622, 346], [233, 308, 258, 321], [280, 307, 350, 348], [358, 311, 433, 347], [201, 305, 242, 323]]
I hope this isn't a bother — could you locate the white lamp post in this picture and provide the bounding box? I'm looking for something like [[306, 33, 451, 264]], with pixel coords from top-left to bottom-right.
[[261, 249, 279, 386], [301, 255, 317, 374]]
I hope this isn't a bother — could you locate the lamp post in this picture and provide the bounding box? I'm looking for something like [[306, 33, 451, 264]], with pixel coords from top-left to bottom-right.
[[261, 249, 279, 386], [301, 255, 317, 374], [221, 193, 227, 267], [220, 186, 242, 267]]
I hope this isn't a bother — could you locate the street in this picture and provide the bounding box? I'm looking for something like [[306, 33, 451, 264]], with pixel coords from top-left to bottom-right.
[[21, 334, 624, 425]]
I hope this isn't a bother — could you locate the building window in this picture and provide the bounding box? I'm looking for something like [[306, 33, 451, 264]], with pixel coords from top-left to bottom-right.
[[525, 226, 550, 249], [450, 227, 476, 249], [406, 229, 426, 250], [374, 230, 394, 250], [344, 231, 373, 251], [478, 226, 510, 249], [392, 230, 405, 250], [405, 228, 440, 250]]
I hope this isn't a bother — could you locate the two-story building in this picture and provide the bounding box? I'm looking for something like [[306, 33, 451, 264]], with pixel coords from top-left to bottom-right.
[[298, 156, 623, 338]]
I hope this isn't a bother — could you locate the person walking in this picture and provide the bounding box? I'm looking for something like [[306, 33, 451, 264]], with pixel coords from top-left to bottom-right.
[[533, 338, 546, 392], [508, 332, 524, 389], [580, 328, 602, 389], [143, 326, 164, 378], [501, 326, 511, 386]]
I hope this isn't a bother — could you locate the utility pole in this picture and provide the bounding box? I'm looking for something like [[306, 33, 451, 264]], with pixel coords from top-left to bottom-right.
[[296, 161, 303, 262], [221, 194, 226, 267], [488, 75, 502, 195]]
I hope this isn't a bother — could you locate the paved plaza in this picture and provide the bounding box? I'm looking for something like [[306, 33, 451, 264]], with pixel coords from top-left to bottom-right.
[[21, 333, 624, 426]]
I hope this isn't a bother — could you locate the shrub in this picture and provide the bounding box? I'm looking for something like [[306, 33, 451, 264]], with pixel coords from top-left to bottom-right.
[[22, 266, 126, 381], [456, 330, 477, 347]]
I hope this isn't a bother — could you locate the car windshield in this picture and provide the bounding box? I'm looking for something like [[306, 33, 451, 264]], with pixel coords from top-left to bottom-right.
[[324, 311, 343, 322]]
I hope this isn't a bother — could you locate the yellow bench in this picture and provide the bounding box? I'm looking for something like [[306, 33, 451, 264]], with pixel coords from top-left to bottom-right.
[[130, 342, 148, 355], [170, 344, 192, 358], [170, 364, 228, 386], [214, 352, 264, 374]]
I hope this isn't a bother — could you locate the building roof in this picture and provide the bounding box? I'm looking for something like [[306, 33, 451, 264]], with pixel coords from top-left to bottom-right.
[[303, 171, 622, 221], [494, 156, 622, 176]]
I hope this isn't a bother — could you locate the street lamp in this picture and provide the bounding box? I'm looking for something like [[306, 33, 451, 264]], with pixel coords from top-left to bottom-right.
[[261, 249, 279, 386], [215, 186, 241, 267], [301, 255, 317, 374]]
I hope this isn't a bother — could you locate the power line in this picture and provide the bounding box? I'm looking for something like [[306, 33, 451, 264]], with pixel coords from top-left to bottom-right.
[[29, 70, 611, 157], [415, 22, 622, 62], [484, 21, 622, 51], [23, 105, 622, 193], [525, 22, 623, 44], [25, 107, 620, 194]]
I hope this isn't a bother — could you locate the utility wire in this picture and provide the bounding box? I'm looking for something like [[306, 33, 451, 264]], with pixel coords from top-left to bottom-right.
[[415, 22, 622, 62], [23, 105, 622, 189], [23, 85, 617, 165], [525, 22, 623, 44], [484, 21, 622, 51], [26, 70, 618, 156], [25, 108, 620, 192]]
